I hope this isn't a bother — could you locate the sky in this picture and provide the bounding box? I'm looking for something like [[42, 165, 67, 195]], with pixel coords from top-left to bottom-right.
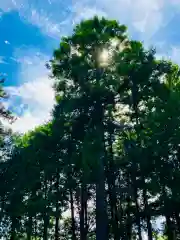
[[1, 0, 180, 133]]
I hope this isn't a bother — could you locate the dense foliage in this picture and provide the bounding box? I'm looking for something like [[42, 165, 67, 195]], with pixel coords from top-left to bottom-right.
[[1, 17, 180, 240]]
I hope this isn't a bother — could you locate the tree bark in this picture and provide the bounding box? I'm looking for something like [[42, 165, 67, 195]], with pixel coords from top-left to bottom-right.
[[132, 181, 142, 240], [142, 187, 153, 240], [166, 215, 176, 240], [175, 212, 180, 235], [55, 215, 59, 240], [95, 127, 108, 240], [27, 215, 33, 240], [55, 171, 60, 240], [80, 183, 87, 240], [43, 214, 49, 240], [107, 132, 119, 240], [93, 66, 108, 240], [10, 216, 16, 240], [70, 188, 77, 240]]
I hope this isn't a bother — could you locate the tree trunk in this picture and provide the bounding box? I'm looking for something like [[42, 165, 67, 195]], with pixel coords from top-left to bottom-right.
[[107, 132, 119, 240], [84, 190, 88, 238], [43, 179, 49, 240], [27, 215, 33, 240], [55, 171, 60, 240], [70, 188, 77, 240], [166, 215, 176, 240], [95, 100, 108, 240], [80, 183, 86, 240], [34, 216, 37, 240], [133, 182, 142, 240], [96, 138, 108, 240], [10, 216, 16, 240], [126, 195, 132, 240], [55, 215, 59, 240], [43, 214, 49, 240], [142, 187, 153, 240], [175, 212, 180, 235]]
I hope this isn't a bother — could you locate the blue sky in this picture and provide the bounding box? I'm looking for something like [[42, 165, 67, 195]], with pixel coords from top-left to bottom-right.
[[1, 0, 180, 133]]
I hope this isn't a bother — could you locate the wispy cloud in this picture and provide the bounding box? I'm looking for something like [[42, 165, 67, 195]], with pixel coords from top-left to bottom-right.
[[0, 0, 70, 39], [6, 77, 55, 133], [4, 48, 55, 133], [70, 0, 180, 45]]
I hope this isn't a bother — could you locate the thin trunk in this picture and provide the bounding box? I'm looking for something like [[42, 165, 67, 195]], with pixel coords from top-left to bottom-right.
[[43, 179, 49, 240], [34, 216, 37, 240], [27, 215, 33, 240], [126, 177, 133, 240], [70, 188, 77, 240], [142, 187, 153, 240], [107, 131, 119, 240], [55, 216, 59, 240], [96, 141, 108, 240], [175, 212, 180, 235], [43, 214, 49, 240], [166, 215, 176, 240], [126, 196, 132, 240], [55, 171, 60, 240], [10, 216, 16, 240], [96, 168, 108, 240], [132, 182, 142, 240], [131, 76, 143, 240], [80, 183, 86, 240], [95, 100, 108, 240], [84, 190, 88, 238]]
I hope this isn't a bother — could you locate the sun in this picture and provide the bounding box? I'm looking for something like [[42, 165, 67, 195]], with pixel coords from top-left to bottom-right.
[[98, 49, 111, 67]]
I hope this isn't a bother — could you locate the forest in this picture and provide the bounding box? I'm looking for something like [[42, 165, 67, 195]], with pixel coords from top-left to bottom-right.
[[0, 16, 180, 240]]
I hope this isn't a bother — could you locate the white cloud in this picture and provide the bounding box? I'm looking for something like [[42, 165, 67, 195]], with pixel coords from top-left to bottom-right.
[[70, 0, 179, 42], [4, 48, 55, 133], [0, 0, 69, 39], [24, 9, 62, 39], [0, 0, 180, 42], [6, 76, 55, 133], [4, 40, 10, 45]]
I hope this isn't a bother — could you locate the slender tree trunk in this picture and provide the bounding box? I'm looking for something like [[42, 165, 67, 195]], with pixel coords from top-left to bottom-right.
[[55, 216, 59, 240], [70, 188, 77, 240], [55, 171, 60, 240], [10, 216, 16, 240], [27, 215, 33, 240], [132, 180, 142, 240], [142, 187, 153, 240], [96, 134, 108, 240], [175, 212, 180, 235], [95, 100, 108, 240], [126, 196, 132, 240], [107, 131, 119, 240], [96, 167, 108, 240], [34, 216, 37, 240], [126, 177, 133, 240], [80, 183, 86, 240], [43, 179, 49, 240], [166, 215, 176, 240], [84, 190, 88, 238], [43, 214, 49, 240]]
